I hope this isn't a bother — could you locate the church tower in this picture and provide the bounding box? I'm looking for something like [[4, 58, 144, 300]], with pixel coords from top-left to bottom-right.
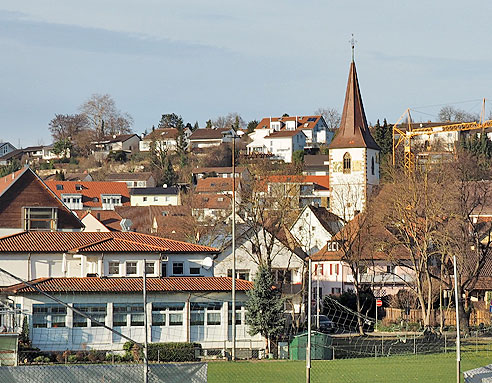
[[328, 58, 380, 220]]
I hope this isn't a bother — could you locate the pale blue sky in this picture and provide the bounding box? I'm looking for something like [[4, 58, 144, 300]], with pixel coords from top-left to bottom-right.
[[1, 1, 492, 146]]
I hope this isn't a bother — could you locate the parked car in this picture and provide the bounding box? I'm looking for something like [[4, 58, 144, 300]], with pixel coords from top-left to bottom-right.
[[300, 315, 335, 334]]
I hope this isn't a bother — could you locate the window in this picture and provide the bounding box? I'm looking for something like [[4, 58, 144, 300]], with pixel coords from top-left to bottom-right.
[[228, 302, 243, 325], [145, 262, 155, 275], [335, 264, 339, 275], [113, 304, 144, 327], [272, 269, 292, 284], [24, 207, 58, 231], [33, 304, 66, 328], [56, 184, 63, 190], [386, 265, 396, 274], [133, 181, 137, 187], [172, 262, 184, 275], [190, 266, 201, 275], [73, 304, 106, 327], [371, 156, 375, 175], [154, 196, 159, 202], [227, 269, 250, 281], [126, 261, 137, 275], [190, 302, 222, 326], [343, 153, 351, 174], [75, 184, 83, 190], [109, 262, 120, 275], [143, 197, 147, 202]]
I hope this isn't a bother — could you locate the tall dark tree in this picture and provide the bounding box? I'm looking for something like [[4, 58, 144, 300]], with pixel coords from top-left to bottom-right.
[[193, 121, 199, 131], [245, 265, 285, 354], [247, 120, 259, 134], [158, 113, 184, 131]]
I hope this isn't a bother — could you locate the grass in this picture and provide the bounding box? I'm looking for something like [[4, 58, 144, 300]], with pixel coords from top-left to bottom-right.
[[207, 350, 492, 382]]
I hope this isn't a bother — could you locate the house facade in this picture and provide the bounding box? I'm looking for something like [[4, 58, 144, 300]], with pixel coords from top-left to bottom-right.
[[106, 172, 156, 189], [130, 187, 180, 206]]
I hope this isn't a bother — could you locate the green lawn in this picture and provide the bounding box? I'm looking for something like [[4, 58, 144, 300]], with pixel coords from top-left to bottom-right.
[[207, 351, 492, 382]]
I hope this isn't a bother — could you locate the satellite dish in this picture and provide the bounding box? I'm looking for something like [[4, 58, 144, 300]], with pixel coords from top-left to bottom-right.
[[202, 257, 213, 270]]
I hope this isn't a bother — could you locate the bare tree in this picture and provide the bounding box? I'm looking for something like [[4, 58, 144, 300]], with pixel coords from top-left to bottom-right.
[[435, 151, 492, 334], [314, 107, 341, 131], [438, 106, 479, 123], [213, 113, 245, 130], [373, 166, 447, 328], [80, 94, 133, 139]]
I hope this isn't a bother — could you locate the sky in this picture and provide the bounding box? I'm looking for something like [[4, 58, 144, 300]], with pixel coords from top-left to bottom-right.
[[1, 1, 492, 147]]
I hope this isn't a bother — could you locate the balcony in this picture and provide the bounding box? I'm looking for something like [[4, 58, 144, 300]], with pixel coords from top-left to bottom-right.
[[359, 273, 413, 284]]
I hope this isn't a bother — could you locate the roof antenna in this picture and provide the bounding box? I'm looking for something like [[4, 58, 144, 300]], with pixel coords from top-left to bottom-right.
[[349, 33, 357, 62]]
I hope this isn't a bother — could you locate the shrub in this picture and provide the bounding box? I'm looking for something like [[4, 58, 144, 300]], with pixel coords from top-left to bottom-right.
[[33, 355, 46, 364], [55, 352, 64, 363], [147, 342, 200, 362], [75, 351, 86, 362], [67, 355, 78, 363]]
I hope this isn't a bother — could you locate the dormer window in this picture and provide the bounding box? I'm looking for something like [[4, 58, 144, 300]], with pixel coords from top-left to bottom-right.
[[75, 184, 83, 191], [343, 153, 351, 174], [56, 184, 63, 190]]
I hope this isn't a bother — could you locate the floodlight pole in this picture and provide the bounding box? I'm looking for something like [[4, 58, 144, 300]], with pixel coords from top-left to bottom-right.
[[306, 258, 312, 383], [453, 255, 461, 383], [231, 131, 237, 361], [143, 261, 149, 383]]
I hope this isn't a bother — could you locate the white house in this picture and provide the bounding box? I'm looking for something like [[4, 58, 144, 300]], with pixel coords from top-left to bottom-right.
[[139, 128, 180, 152], [130, 186, 181, 206], [189, 128, 236, 150], [91, 134, 141, 160], [290, 205, 344, 255], [328, 59, 380, 220]]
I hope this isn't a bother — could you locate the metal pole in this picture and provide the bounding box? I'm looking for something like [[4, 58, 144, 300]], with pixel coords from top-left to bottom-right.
[[143, 260, 149, 383], [453, 255, 461, 383], [375, 302, 378, 332], [306, 259, 312, 383], [316, 272, 320, 329], [231, 132, 237, 361]]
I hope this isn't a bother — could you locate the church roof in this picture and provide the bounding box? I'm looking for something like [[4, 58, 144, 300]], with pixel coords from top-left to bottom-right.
[[329, 61, 380, 150]]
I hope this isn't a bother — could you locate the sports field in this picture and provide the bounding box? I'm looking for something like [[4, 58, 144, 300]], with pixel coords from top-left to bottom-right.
[[207, 351, 492, 382]]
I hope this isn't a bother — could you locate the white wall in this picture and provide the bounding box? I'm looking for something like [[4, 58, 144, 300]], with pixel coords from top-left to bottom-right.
[[130, 194, 179, 206]]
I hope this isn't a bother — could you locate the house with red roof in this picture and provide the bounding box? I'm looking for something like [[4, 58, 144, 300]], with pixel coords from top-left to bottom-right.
[[45, 180, 130, 211], [0, 232, 264, 352]]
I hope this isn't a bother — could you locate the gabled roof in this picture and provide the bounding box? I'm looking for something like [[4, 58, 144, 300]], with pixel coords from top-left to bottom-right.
[[189, 128, 230, 140], [255, 116, 324, 131], [75, 210, 123, 232], [195, 178, 235, 193], [306, 205, 343, 235], [193, 193, 231, 210], [0, 149, 23, 162], [3, 276, 252, 294], [0, 231, 218, 253], [329, 61, 380, 150], [45, 180, 130, 208], [0, 168, 84, 229], [262, 175, 329, 190], [143, 128, 179, 141], [95, 134, 139, 144], [265, 130, 306, 139], [106, 172, 154, 182]]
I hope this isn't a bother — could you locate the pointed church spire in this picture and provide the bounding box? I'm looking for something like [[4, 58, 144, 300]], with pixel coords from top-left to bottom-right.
[[329, 59, 380, 150]]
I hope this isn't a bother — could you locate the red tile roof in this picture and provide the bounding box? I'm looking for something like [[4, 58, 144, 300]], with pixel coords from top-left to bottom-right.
[[195, 178, 235, 193], [262, 175, 329, 190], [0, 168, 26, 196], [3, 277, 252, 294], [189, 128, 229, 140], [0, 231, 218, 253], [75, 210, 123, 231], [45, 180, 130, 208], [255, 116, 323, 131], [193, 193, 231, 210]]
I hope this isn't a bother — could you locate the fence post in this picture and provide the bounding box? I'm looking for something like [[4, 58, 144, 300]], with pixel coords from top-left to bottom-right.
[[374, 345, 377, 358], [413, 333, 416, 354], [381, 336, 384, 356], [332, 346, 335, 360], [445, 332, 447, 353], [158, 349, 160, 363]]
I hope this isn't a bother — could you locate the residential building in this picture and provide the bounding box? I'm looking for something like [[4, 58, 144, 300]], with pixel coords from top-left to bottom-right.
[[44, 172, 93, 182], [0, 168, 84, 236], [253, 115, 331, 147], [328, 59, 380, 220], [45, 180, 130, 210], [0, 142, 16, 158], [303, 154, 330, 176], [290, 205, 344, 255], [91, 134, 140, 160], [129, 186, 180, 206], [247, 130, 306, 163], [189, 128, 236, 150], [75, 210, 126, 232], [106, 172, 156, 189], [139, 128, 180, 152], [0, 149, 23, 166], [192, 166, 249, 183]]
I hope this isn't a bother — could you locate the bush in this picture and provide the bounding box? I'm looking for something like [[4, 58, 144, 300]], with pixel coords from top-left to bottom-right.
[[33, 355, 46, 364], [147, 342, 200, 362], [67, 355, 78, 363]]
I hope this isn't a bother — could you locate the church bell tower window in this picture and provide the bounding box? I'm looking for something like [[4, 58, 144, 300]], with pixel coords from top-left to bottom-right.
[[343, 153, 351, 174]]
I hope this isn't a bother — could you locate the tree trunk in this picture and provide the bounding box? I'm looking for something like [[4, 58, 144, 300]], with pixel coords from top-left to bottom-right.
[[457, 286, 471, 336], [355, 284, 364, 335]]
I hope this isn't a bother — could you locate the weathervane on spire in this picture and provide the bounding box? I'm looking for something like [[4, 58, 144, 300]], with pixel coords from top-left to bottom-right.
[[349, 33, 357, 62]]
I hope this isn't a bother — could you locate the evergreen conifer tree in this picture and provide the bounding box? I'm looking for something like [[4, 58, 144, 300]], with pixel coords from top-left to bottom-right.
[[245, 265, 285, 353]]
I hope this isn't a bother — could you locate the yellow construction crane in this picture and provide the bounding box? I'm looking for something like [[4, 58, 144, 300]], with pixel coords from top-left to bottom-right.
[[392, 99, 492, 171]]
